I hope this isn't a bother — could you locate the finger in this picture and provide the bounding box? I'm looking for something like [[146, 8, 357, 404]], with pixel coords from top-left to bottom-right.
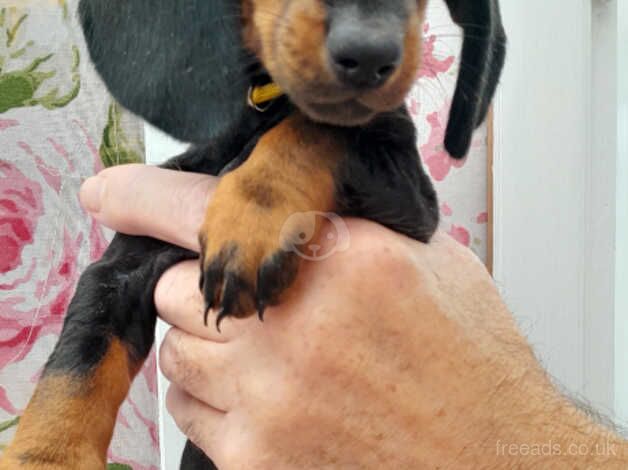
[[80, 164, 218, 251], [155, 260, 255, 342], [160, 327, 239, 411], [166, 384, 225, 458]]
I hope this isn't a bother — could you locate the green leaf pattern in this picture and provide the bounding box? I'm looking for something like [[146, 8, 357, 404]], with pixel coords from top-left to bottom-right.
[[100, 101, 144, 168], [0, 6, 80, 113], [0, 417, 19, 434]]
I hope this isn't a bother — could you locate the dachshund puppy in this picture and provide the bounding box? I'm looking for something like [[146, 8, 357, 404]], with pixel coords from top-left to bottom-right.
[[1, 0, 505, 468]]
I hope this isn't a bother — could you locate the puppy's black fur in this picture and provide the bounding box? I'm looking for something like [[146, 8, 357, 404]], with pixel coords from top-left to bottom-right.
[[444, 0, 506, 157], [79, 0, 252, 144], [9, 1, 505, 469]]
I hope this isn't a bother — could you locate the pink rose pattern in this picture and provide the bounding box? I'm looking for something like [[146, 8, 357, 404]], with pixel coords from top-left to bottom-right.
[[409, 6, 490, 260], [0, 162, 44, 276], [0, 1, 489, 468], [0, 2, 158, 468]]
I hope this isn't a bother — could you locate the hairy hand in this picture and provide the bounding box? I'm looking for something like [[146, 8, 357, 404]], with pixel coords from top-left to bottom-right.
[[82, 164, 627, 469]]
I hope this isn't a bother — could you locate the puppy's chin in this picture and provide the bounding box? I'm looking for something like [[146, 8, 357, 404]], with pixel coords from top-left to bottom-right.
[[281, 82, 411, 127], [295, 99, 377, 127]]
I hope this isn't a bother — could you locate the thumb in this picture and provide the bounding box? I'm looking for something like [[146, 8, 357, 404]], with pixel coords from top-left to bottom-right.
[[80, 164, 217, 251]]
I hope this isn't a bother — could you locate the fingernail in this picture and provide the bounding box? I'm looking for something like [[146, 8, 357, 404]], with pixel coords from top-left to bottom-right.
[[80, 176, 103, 213]]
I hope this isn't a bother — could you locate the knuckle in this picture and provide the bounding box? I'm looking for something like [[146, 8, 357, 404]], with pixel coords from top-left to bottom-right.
[[160, 329, 201, 387], [159, 331, 180, 380], [328, 219, 415, 284], [164, 385, 180, 415], [154, 266, 178, 313], [352, 228, 413, 274]]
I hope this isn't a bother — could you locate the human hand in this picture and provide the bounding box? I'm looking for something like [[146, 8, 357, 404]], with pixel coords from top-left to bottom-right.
[[82, 164, 627, 469]]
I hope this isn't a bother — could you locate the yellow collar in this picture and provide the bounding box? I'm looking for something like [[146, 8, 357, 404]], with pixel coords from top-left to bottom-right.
[[248, 82, 283, 111]]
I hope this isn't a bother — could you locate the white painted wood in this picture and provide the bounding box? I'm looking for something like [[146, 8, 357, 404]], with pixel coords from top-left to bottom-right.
[[615, 0, 628, 425], [144, 124, 189, 470], [494, 0, 626, 417], [493, 0, 599, 404], [586, 0, 618, 416]]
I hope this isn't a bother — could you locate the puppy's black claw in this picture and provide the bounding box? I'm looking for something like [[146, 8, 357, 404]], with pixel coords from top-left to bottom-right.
[[257, 303, 266, 322], [215, 309, 228, 333], [201, 274, 220, 327], [200, 258, 230, 327], [203, 306, 211, 327], [200, 245, 299, 326], [198, 265, 205, 292], [257, 251, 299, 309], [223, 272, 256, 318]]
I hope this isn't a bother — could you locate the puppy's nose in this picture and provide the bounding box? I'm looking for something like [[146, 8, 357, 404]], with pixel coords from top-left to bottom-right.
[[327, 22, 402, 89]]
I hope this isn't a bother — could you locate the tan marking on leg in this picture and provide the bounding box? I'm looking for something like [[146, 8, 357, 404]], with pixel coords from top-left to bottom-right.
[[1, 339, 137, 469]]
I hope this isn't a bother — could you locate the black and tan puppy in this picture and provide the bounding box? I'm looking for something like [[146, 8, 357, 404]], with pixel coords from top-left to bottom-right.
[[1, 0, 505, 468]]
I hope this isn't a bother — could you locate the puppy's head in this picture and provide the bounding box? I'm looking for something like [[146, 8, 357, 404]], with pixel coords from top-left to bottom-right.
[[243, 0, 427, 127], [79, 0, 505, 157]]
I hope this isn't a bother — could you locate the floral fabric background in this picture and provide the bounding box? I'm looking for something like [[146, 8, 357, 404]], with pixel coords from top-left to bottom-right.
[[0, 1, 148, 468], [0, 0, 489, 468]]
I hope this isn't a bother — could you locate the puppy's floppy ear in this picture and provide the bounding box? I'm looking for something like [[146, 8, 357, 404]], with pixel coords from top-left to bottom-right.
[[79, 0, 250, 143], [443, 0, 506, 158]]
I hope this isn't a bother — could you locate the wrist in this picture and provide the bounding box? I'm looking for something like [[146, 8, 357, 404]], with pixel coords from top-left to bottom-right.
[[488, 374, 627, 469], [424, 344, 628, 469], [517, 396, 627, 468]]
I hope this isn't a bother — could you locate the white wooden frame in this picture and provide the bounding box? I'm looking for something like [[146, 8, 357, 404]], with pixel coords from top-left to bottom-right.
[[493, 0, 624, 419], [615, 0, 628, 423]]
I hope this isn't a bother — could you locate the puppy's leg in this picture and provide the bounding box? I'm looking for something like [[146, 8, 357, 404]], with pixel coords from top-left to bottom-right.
[[199, 113, 346, 324], [0, 235, 194, 469]]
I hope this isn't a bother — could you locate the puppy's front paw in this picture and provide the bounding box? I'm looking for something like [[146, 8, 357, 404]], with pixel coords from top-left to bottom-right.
[[199, 176, 318, 329], [198, 114, 341, 329], [200, 231, 299, 328]]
